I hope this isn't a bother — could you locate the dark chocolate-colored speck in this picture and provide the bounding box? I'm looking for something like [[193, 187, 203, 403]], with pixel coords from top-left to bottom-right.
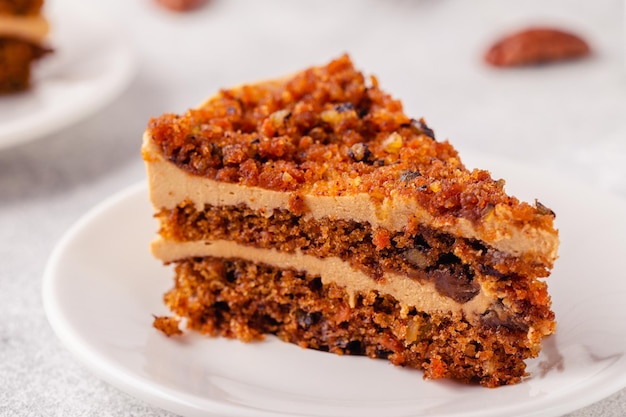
[[308, 277, 323, 292], [431, 254, 479, 303], [373, 159, 385, 167], [296, 309, 321, 329], [347, 142, 371, 162], [399, 170, 422, 182], [433, 268, 480, 303], [357, 106, 369, 118], [411, 118, 436, 140], [346, 340, 365, 354], [481, 310, 528, 332], [225, 268, 237, 283], [535, 200, 556, 217], [335, 102, 355, 113], [413, 235, 431, 250], [375, 349, 391, 359], [478, 265, 506, 279]]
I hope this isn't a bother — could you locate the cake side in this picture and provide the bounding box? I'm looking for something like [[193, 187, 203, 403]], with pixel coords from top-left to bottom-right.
[[144, 128, 556, 332], [143, 129, 558, 265]]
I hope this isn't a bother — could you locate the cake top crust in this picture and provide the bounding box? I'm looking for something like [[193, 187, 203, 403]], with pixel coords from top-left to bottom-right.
[[147, 55, 556, 232]]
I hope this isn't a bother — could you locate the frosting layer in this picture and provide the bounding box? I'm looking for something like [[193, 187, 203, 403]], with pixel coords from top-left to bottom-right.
[[143, 133, 558, 262], [152, 237, 494, 317]]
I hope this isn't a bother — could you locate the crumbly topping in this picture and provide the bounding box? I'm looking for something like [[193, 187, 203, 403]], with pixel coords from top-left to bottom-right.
[[152, 315, 182, 337], [147, 55, 554, 226]]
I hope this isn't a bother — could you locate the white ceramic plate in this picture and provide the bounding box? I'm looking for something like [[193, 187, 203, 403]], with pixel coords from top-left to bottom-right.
[[0, 0, 135, 150], [43, 155, 626, 417]]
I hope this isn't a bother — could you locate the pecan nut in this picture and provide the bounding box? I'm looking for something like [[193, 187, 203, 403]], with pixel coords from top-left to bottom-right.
[[485, 27, 590, 67], [154, 0, 208, 12]]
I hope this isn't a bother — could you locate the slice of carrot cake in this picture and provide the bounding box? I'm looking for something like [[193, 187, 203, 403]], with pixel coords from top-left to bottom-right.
[[142, 55, 558, 387], [0, 0, 50, 93]]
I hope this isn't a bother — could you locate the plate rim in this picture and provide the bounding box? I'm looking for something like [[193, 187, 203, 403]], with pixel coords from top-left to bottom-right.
[[42, 155, 626, 417]]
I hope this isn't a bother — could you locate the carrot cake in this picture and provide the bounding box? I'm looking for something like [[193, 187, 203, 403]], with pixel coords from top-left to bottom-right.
[[0, 0, 50, 93], [143, 55, 558, 387]]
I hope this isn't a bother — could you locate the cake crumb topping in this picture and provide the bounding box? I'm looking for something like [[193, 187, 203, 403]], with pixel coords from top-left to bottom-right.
[[148, 55, 555, 228], [153, 315, 183, 337]]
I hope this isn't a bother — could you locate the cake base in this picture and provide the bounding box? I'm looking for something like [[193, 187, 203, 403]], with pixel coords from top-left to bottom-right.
[[162, 256, 545, 387]]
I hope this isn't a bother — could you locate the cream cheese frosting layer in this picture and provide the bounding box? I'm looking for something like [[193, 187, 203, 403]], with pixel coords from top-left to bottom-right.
[[0, 14, 49, 43], [143, 133, 559, 262], [151, 237, 494, 318]]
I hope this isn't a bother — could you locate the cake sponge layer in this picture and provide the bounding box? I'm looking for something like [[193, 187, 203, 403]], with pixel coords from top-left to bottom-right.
[[164, 256, 550, 387]]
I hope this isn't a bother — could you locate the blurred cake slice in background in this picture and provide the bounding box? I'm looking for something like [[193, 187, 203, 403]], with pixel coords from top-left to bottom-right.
[[0, 0, 50, 93]]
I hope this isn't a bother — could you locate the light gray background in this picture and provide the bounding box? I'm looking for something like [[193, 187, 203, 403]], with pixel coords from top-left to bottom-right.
[[2, 0, 625, 415]]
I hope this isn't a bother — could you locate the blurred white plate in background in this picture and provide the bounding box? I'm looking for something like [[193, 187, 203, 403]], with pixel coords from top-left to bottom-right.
[[0, 0, 135, 151]]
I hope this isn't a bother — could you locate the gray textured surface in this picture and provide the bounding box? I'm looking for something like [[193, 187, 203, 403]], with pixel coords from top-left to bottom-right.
[[1, 0, 625, 416]]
